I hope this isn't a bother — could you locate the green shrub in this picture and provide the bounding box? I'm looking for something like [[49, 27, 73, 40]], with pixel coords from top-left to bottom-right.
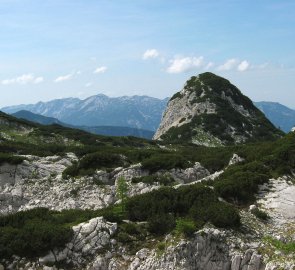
[[117, 231, 133, 243], [251, 208, 269, 220], [0, 153, 24, 165], [174, 218, 196, 237], [141, 153, 189, 173], [205, 203, 240, 228], [0, 208, 73, 259], [214, 161, 271, 203], [120, 222, 141, 235], [63, 151, 125, 178], [147, 214, 176, 235], [126, 184, 240, 235], [98, 204, 125, 223]]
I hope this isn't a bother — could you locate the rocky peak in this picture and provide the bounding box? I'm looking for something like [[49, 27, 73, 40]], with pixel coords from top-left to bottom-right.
[[154, 72, 282, 146]]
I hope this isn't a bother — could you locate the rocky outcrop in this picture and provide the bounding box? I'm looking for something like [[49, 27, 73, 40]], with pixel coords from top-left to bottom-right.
[[169, 162, 210, 184], [154, 72, 282, 145], [257, 176, 295, 225], [228, 154, 245, 166], [0, 154, 118, 214], [40, 217, 117, 267], [84, 229, 266, 270], [0, 156, 215, 214], [2, 217, 117, 269]]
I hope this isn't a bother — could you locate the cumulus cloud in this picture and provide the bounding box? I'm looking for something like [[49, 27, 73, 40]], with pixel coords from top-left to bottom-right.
[[142, 49, 159, 60], [54, 73, 73, 83], [33, 77, 44, 84], [237, 60, 250, 72], [1, 74, 44, 85], [166, 56, 204, 73], [93, 66, 107, 74], [217, 59, 238, 71]]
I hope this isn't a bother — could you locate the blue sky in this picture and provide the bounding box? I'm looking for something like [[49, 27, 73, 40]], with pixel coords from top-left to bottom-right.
[[0, 0, 295, 108]]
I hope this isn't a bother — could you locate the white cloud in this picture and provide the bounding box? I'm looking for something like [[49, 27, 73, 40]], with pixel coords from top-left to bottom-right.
[[1, 74, 44, 85], [54, 73, 73, 83], [237, 60, 250, 72], [85, 82, 93, 87], [217, 58, 238, 71], [204, 62, 214, 70], [34, 77, 44, 84], [93, 66, 107, 74], [142, 49, 159, 60], [166, 56, 204, 73]]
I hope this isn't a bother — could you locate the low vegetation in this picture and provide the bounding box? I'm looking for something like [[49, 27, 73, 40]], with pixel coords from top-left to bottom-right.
[[0, 152, 24, 165], [264, 236, 295, 254], [126, 184, 240, 229], [1, 110, 295, 261], [0, 208, 73, 258], [251, 208, 269, 221]]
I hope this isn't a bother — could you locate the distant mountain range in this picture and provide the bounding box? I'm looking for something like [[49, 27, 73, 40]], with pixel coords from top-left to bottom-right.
[[11, 110, 155, 139], [2, 94, 169, 131], [254, 102, 295, 133], [2, 94, 295, 136]]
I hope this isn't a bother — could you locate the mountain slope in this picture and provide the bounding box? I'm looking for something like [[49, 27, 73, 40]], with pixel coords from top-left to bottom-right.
[[1, 107, 295, 269], [154, 72, 283, 145], [254, 101, 295, 133], [81, 125, 154, 139], [12, 110, 64, 125], [11, 110, 154, 139], [2, 95, 169, 131]]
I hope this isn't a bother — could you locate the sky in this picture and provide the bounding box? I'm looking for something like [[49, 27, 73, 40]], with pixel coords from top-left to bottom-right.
[[0, 0, 295, 108]]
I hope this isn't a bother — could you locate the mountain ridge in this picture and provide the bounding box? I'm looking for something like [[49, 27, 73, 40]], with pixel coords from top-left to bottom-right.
[[254, 101, 295, 132], [2, 94, 169, 131], [11, 110, 155, 139]]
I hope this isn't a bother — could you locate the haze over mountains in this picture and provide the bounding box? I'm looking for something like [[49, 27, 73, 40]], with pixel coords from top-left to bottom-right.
[[11, 110, 155, 139], [254, 102, 295, 133], [2, 95, 169, 132]]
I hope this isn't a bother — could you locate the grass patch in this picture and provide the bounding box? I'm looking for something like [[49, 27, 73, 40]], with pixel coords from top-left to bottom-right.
[[264, 236, 295, 254]]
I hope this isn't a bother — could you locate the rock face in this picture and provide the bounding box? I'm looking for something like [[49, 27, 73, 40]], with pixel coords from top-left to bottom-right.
[[169, 162, 210, 184], [127, 230, 232, 270], [154, 72, 282, 146], [0, 156, 215, 214], [39, 217, 117, 267], [86, 229, 266, 270], [257, 176, 295, 225]]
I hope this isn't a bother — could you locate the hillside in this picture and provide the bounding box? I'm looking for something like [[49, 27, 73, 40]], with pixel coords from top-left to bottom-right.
[[2, 94, 169, 131], [12, 110, 64, 125], [11, 110, 154, 139], [254, 101, 295, 133], [0, 110, 294, 269], [154, 72, 283, 146]]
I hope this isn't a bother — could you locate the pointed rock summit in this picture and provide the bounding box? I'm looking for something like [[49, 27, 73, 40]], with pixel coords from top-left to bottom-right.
[[154, 72, 282, 146]]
